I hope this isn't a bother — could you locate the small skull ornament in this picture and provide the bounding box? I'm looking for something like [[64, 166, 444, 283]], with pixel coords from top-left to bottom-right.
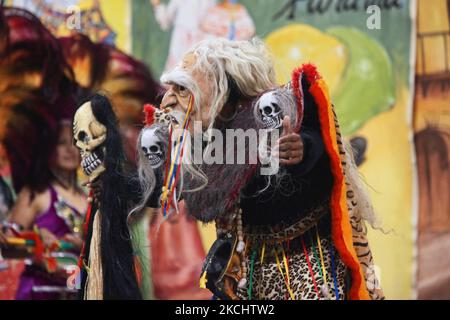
[[73, 101, 106, 180], [141, 127, 166, 168], [256, 91, 283, 129], [155, 109, 177, 126]]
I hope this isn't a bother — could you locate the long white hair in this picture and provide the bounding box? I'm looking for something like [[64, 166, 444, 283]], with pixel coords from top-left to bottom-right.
[[128, 124, 168, 221], [160, 38, 278, 194], [344, 140, 384, 230]]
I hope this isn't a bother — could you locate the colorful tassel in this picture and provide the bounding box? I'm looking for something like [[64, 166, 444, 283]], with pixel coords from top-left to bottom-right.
[[273, 247, 295, 300], [329, 242, 340, 300], [301, 237, 320, 298], [161, 95, 194, 216], [248, 249, 257, 299]]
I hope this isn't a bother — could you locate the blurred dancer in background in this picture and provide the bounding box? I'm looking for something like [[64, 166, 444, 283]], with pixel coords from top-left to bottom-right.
[[0, 6, 86, 299], [1, 122, 86, 300]]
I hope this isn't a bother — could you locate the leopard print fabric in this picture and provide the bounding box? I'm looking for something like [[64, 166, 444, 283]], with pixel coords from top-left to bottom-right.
[[234, 105, 385, 300], [237, 236, 348, 300], [331, 106, 385, 300], [244, 204, 328, 244]]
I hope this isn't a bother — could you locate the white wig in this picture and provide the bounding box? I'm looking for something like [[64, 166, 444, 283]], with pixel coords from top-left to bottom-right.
[[161, 37, 277, 135], [159, 38, 278, 197]]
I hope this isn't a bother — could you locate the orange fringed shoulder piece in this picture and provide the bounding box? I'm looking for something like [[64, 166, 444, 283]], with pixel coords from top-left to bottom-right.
[[291, 63, 322, 133], [307, 77, 370, 300]]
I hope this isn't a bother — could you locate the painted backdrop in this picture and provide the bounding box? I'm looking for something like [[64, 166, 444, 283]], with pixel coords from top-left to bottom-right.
[[1, 0, 419, 300], [414, 0, 450, 300]]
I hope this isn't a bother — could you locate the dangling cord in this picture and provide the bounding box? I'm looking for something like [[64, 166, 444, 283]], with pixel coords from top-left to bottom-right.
[[161, 127, 173, 216], [284, 240, 291, 281], [260, 242, 265, 265], [310, 234, 323, 280], [281, 243, 292, 300], [163, 94, 194, 214], [273, 247, 295, 300], [162, 128, 187, 215], [315, 226, 328, 285], [161, 95, 194, 216], [236, 205, 247, 289], [301, 237, 320, 298], [247, 249, 257, 300], [163, 125, 173, 181], [313, 227, 331, 298], [329, 242, 340, 300]]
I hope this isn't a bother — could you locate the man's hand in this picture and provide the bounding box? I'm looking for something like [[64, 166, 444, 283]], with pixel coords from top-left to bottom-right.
[[82, 177, 102, 205], [275, 116, 304, 166]]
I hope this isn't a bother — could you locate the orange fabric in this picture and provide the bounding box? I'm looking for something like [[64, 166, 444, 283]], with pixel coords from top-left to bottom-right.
[[308, 78, 370, 300]]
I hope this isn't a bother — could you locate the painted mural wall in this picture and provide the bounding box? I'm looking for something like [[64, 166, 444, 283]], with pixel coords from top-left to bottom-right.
[[414, 0, 450, 300], [5, 0, 450, 300]]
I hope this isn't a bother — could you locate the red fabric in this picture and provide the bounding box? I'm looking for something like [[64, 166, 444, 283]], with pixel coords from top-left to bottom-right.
[[143, 104, 157, 126], [78, 191, 93, 269], [0, 260, 24, 300], [291, 63, 321, 132], [150, 201, 211, 300], [291, 67, 304, 132]]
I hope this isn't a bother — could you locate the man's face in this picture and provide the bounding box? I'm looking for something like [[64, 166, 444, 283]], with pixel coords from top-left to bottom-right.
[[161, 53, 214, 132]]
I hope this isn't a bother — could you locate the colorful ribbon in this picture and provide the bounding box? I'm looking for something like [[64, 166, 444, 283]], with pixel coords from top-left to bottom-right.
[[161, 95, 194, 216]]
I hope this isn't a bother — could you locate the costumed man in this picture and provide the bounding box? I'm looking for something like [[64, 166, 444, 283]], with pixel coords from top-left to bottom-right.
[[133, 105, 211, 300], [155, 38, 384, 300]]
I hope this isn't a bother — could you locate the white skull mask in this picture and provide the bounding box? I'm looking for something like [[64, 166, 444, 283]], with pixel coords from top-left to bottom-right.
[[73, 101, 106, 180], [141, 127, 166, 169], [256, 91, 283, 129]]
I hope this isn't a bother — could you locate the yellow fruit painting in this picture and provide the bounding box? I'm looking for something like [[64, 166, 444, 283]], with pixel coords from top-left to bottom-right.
[[265, 24, 347, 95]]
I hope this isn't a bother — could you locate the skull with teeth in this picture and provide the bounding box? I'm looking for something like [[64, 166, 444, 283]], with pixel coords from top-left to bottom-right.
[[254, 87, 298, 130], [256, 91, 283, 129], [140, 125, 169, 169], [73, 101, 106, 180]]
